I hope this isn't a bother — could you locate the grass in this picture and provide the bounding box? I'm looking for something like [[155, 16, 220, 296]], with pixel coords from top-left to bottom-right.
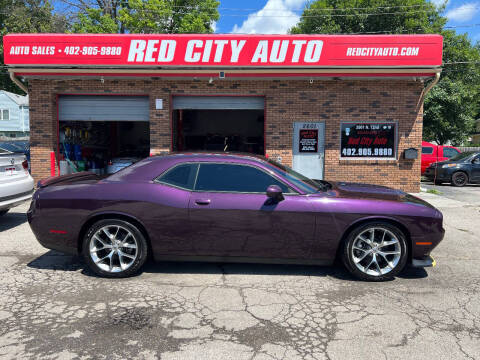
[[426, 188, 442, 195]]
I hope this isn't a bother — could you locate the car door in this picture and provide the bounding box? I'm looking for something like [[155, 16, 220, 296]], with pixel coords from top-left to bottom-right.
[[443, 147, 460, 160], [188, 162, 316, 260], [421, 145, 434, 173], [148, 162, 198, 256], [471, 155, 480, 182]]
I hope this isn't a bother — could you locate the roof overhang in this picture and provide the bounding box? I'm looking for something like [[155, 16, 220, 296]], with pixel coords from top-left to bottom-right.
[[4, 33, 443, 80]]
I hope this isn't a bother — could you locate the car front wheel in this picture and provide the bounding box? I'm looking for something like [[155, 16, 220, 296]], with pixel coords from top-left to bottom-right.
[[342, 222, 408, 281], [451, 172, 468, 187], [82, 219, 148, 278]]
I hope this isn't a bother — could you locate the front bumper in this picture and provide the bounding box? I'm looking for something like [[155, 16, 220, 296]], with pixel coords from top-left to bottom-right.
[[424, 167, 452, 182], [411, 255, 436, 268]]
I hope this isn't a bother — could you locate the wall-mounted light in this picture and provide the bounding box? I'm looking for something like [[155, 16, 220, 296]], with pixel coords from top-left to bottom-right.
[[208, 77, 213, 84]]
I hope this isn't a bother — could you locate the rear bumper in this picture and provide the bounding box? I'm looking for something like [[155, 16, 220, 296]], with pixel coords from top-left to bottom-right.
[[0, 175, 34, 210], [0, 189, 34, 210], [411, 255, 436, 268]]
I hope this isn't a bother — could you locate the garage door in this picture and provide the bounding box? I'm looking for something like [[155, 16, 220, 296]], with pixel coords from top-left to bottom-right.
[[173, 96, 264, 110], [59, 95, 149, 121]]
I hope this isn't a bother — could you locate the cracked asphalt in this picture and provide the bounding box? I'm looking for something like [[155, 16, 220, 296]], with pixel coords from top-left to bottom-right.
[[1, 189, 479, 360]]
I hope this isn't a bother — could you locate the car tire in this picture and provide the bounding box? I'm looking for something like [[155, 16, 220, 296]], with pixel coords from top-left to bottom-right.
[[82, 219, 148, 278], [0, 209, 9, 216], [342, 222, 408, 282], [451, 172, 468, 187]]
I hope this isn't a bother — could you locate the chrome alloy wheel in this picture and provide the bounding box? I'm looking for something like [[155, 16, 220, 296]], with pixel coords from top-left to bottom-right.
[[89, 225, 138, 273], [351, 227, 401, 277]]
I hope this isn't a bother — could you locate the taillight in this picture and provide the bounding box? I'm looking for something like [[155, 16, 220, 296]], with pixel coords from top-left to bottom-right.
[[22, 160, 29, 173]]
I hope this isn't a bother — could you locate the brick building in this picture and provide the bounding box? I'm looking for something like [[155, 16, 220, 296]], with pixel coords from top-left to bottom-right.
[[4, 34, 443, 192]]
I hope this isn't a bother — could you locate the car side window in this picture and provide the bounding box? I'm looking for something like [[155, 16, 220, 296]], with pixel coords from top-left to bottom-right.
[[155, 163, 198, 190], [443, 147, 459, 158], [194, 163, 293, 194], [473, 156, 480, 165], [422, 146, 434, 155]]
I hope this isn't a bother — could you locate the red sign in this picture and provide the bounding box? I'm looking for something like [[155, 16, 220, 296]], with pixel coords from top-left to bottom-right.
[[3, 34, 442, 67]]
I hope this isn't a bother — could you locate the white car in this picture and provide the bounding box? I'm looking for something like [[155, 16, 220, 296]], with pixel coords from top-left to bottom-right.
[[0, 147, 34, 216]]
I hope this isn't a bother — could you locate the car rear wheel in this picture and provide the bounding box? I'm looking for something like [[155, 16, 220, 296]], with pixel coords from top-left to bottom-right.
[[0, 210, 9, 216], [451, 172, 468, 187], [342, 222, 408, 281], [82, 219, 148, 278]]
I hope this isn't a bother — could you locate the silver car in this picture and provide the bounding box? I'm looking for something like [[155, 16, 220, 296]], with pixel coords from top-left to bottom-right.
[[0, 147, 34, 215]]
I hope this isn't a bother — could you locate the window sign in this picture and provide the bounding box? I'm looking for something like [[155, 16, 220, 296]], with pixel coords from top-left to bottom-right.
[[340, 122, 397, 159], [299, 129, 318, 153]]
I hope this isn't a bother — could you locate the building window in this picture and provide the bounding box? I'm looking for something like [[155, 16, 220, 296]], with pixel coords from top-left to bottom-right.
[[0, 109, 9, 121]]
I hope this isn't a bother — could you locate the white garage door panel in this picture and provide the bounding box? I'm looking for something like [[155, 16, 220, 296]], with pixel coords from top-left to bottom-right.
[[59, 96, 149, 121], [173, 96, 264, 110]]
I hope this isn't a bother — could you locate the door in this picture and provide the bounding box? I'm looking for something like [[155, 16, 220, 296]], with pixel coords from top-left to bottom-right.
[[59, 95, 149, 122], [188, 162, 316, 259], [442, 147, 460, 161], [471, 155, 480, 181], [292, 122, 325, 180], [421, 145, 435, 173]]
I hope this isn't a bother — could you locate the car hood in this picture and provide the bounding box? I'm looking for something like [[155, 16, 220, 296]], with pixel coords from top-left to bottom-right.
[[328, 181, 435, 208]]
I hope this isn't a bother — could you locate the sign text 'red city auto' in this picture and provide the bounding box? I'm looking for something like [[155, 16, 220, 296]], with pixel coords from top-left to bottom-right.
[[3, 34, 443, 67]]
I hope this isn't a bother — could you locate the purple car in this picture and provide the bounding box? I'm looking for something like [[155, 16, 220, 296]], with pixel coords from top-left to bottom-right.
[[27, 153, 444, 281]]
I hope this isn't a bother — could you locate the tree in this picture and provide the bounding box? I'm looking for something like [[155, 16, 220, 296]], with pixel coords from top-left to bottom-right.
[[290, 0, 480, 144], [70, 0, 220, 34], [424, 81, 476, 145], [0, 0, 68, 94], [291, 0, 446, 35], [423, 31, 480, 145]]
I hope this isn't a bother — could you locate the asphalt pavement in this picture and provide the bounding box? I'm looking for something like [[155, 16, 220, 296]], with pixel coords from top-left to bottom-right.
[[422, 180, 480, 205], [0, 187, 479, 359]]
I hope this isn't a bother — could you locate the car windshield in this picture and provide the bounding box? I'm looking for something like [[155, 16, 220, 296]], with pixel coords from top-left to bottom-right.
[[264, 159, 328, 193], [448, 151, 476, 161]]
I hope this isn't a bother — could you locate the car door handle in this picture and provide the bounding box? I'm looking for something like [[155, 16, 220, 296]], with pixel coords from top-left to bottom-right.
[[195, 199, 211, 205]]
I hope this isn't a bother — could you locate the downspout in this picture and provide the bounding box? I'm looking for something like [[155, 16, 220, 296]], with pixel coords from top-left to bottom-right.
[[419, 72, 440, 104], [9, 71, 28, 94]]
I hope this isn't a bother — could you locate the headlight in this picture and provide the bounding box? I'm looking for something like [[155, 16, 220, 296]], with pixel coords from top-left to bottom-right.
[[442, 163, 458, 168]]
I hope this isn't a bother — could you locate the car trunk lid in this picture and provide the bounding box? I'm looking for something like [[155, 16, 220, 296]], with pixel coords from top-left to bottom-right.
[[37, 171, 100, 188], [0, 150, 28, 184]]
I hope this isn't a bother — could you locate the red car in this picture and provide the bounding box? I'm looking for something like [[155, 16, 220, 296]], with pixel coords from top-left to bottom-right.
[[421, 141, 461, 174]]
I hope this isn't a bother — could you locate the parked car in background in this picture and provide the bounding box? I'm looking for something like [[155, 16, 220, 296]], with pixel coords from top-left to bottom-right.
[[0, 147, 34, 215], [0, 141, 30, 163], [28, 153, 444, 281], [424, 151, 480, 186], [421, 141, 461, 174]]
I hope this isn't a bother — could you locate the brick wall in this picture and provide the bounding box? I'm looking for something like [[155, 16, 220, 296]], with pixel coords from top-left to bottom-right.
[[28, 77, 423, 192]]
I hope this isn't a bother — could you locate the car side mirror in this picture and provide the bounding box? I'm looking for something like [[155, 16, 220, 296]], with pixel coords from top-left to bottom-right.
[[266, 185, 284, 202]]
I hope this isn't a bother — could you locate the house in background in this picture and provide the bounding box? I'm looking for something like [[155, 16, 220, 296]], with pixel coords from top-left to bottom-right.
[[0, 90, 29, 139]]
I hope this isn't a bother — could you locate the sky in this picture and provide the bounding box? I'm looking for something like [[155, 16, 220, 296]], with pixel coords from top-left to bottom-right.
[[214, 0, 480, 41]]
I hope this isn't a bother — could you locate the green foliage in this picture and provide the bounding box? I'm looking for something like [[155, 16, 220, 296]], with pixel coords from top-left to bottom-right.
[[291, 0, 446, 35], [72, 8, 119, 33], [424, 81, 476, 145], [72, 0, 220, 34], [291, 0, 480, 145]]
